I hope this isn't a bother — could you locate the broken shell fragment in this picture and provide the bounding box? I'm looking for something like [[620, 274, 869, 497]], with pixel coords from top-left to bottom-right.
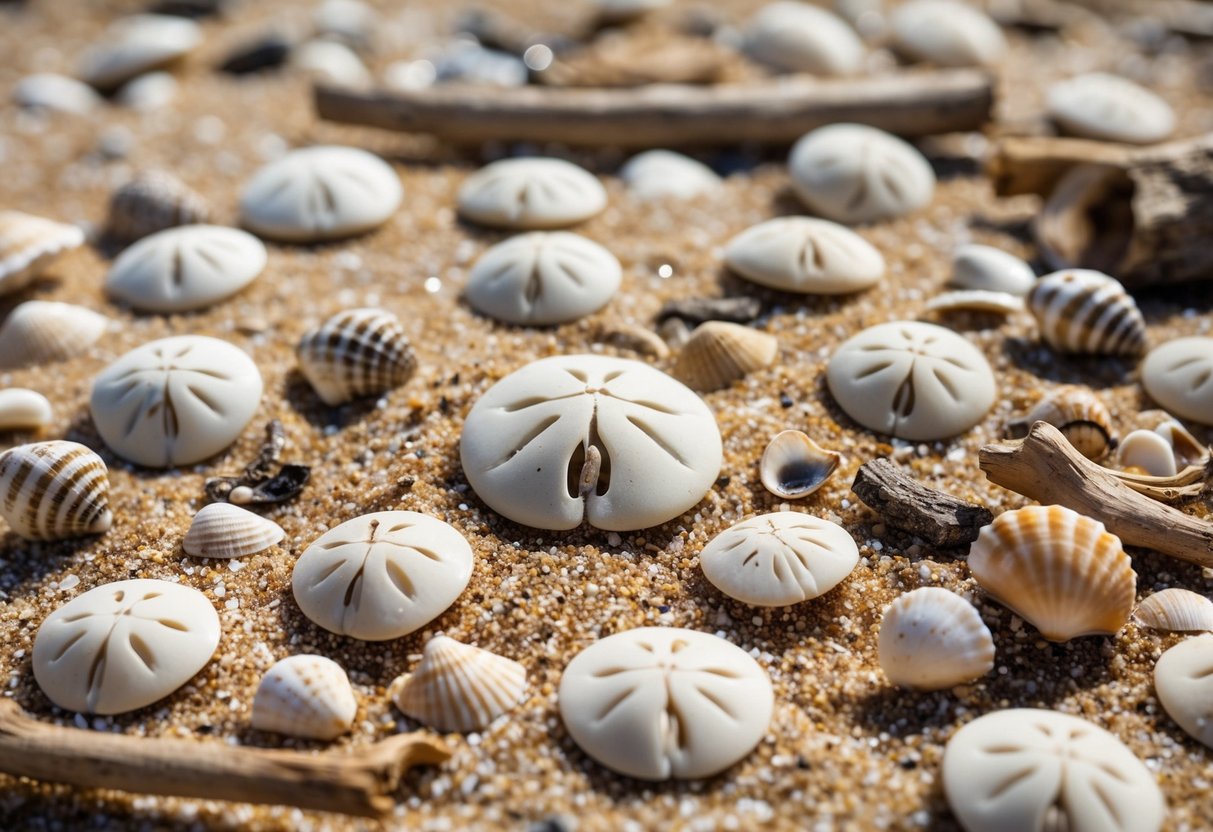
[[251, 654, 357, 740], [759, 430, 841, 499], [1005, 385, 1116, 461], [1026, 269, 1147, 357], [389, 635, 526, 733], [1133, 588, 1213, 633], [0, 211, 85, 296], [878, 587, 995, 690], [925, 289, 1024, 316], [0, 301, 109, 370], [672, 321, 778, 393], [0, 440, 113, 540], [296, 308, 417, 406], [0, 389, 53, 432], [1117, 429, 1178, 477], [183, 502, 284, 559]]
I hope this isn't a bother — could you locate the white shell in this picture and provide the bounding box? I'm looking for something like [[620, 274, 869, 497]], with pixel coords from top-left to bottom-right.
[[457, 158, 607, 230], [90, 335, 263, 468], [32, 579, 220, 714], [460, 354, 722, 531], [0, 211, 85, 296], [0, 389, 53, 432], [827, 321, 996, 440], [291, 511, 474, 641], [240, 146, 403, 242], [1141, 337, 1213, 425], [1134, 589, 1213, 633], [0, 301, 109, 369], [1154, 418, 1207, 467], [106, 170, 211, 244], [926, 289, 1024, 315], [183, 502, 284, 559], [390, 635, 526, 732], [878, 587, 994, 690], [759, 430, 841, 499], [251, 655, 357, 740], [699, 512, 857, 607], [1047, 73, 1175, 145], [297, 308, 416, 406], [78, 15, 202, 90], [950, 244, 1035, 295], [0, 441, 112, 540], [1155, 633, 1213, 748], [789, 124, 935, 224], [465, 232, 621, 325], [723, 217, 884, 294], [619, 151, 721, 200], [672, 321, 778, 393], [313, 0, 376, 45], [13, 73, 102, 115], [559, 627, 772, 780], [1027, 269, 1146, 357], [115, 71, 177, 112], [942, 709, 1166, 832], [290, 40, 371, 87], [890, 0, 1006, 67], [742, 1, 865, 76], [1117, 429, 1178, 477], [106, 225, 267, 313]]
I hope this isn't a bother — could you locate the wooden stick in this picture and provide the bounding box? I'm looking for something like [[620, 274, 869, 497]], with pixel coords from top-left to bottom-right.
[[0, 699, 450, 817], [314, 70, 994, 146], [850, 458, 993, 548], [988, 135, 1137, 197], [979, 422, 1213, 568]]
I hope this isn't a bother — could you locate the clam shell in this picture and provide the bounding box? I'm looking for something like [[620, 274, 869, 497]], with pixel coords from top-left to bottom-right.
[[949, 244, 1035, 295], [297, 308, 417, 406], [0, 440, 113, 540], [251, 654, 356, 740], [77, 15, 201, 91], [672, 321, 778, 392], [743, 2, 865, 76], [759, 430, 841, 499], [1026, 269, 1146, 357], [0, 301, 109, 369], [390, 635, 526, 732], [968, 504, 1136, 642], [1006, 385, 1116, 460], [106, 170, 211, 244], [0, 211, 85, 296], [878, 587, 994, 690], [1133, 588, 1213, 633], [0, 389, 53, 432], [183, 502, 284, 559], [925, 289, 1024, 316], [1117, 429, 1178, 477]]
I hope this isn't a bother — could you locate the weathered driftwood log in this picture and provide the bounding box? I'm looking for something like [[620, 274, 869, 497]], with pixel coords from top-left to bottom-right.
[[851, 458, 993, 548]]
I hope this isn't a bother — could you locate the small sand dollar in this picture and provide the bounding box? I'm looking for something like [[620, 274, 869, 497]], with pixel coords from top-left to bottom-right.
[[699, 512, 858, 607], [827, 321, 996, 440], [1141, 337, 1213, 425], [942, 709, 1165, 832], [32, 579, 220, 714], [460, 354, 722, 531], [465, 232, 621, 325], [457, 158, 607, 230], [291, 511, 474, 641], [890, 0, 1007, 67], [619, 150, 721, 200], [742, 1, 865, 76], [558, 627, 773, 780], [723, 217, 884, 294], [1046, 73, 1175, 145], [1154, 633, 1213, 749]]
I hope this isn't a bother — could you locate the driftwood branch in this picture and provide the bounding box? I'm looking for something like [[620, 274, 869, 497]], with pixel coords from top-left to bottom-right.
[[314, 70, 994, 147], [980, 422, 1213, 568], [988, 136, 1137, 197], [851, 458, 994, 547], [0, 699, 450, 817]]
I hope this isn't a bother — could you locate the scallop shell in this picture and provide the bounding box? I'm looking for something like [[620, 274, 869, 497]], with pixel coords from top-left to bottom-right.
[[968, 504, 1136, 642], [0, 440, 113, 540], [1026, 269, 1147, 357], [672, 321, 778, 392], [183, 502, 285, 559], [878, 587, 995, 690], [297, 308, 417, 406], [389, 635, 526, 732], [0, 301, 109, 369], [759, 430, 841, 499], [251, 655, 357, 740], [1006, 385, 1116, 460], [925, 289, 1024, 316], [1117, 429, 1178, 477], [106, 170, 211, 244], [0, 211, 85, 296], [1133, 588, 1213, 633], [0, 389, 53, 432]]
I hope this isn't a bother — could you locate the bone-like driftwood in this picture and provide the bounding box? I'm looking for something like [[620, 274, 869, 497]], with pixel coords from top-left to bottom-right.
[[0, 699, 450, 817], [851, 458, 993, 548], [980, 422, 1213, 568], [314, 69, 994, 146]]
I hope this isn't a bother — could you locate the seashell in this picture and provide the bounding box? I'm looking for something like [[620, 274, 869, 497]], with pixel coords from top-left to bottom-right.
[[13, 73, 102, 115], [925, 289, 1024, 316], [1154, 419, 1208, 468], [1154, 633, 1213, 749], [0, 389, 53, 432], [389, 635, 526, 732], [1117, 429, 1178, 477], [383, 58, 438, 91], [723, 216, 885, 295], [457, 158, 607, 230], [878, 587, 995, 690], [1047, 73, 1175, 145], [1133, 588, 1213, 633], [0, 301, 109, 369], [949, 244, 1035, 295], [1005, 385, 1116, 460], [106, 170, 211, 244], [1026, 269, 1147, 357], [251, 655, 357, 740], [297, 308, 416, 406], [1141, 337, 1213, 426], [78, 15, 202, 91], [313, 0, 376, 48], [890, 0, 1006, 67], [0, 441, 113, 540], [432, 42, 527, 87], [114, 71, 177, 112], [183, 502, 284, 559], [0, 211, 85, 296], [619, 150, 721, 201], [968, 504, 1136, 642], [743, 2, 865, 76], [595, 0, 670, 23], [759, 430, 841, 499], [672, 321, 778, 393], [290, 40, 371, 87], [594, 321, 670, 359]]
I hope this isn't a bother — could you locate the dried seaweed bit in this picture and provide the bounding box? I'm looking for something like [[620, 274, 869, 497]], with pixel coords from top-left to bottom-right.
[[244, 420, 286, 483], [656, 296, 762, 326], [204, 476, 241, 504], [248, 464, 310, 503], [202, 421, 308, 505]]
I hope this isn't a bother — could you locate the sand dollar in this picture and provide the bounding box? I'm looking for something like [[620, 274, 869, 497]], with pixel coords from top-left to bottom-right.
[[619, 150, 721, 200], [457, 158, 607, 230], [1141, 337, 1213, 426], [1154, 633, 1213, 749], [1046, 73, 1175, 145], [890, 0, 1007, 67], [723, 217, 884, 294], [742, 1, 865, 76]]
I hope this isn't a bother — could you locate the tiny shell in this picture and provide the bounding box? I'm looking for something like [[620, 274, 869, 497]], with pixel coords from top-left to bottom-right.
[[759, 430, 841, 499], [672, 321, 778, 392], [115, 71, 177, 111], [949, 244, 1035, 295], [297, 308, 417, 406], [1006, 385, 1116, 461], [183, 502, 284, 559], [457, 158, 607, 230], [0, 389, 53, 432], [1154, 633, 1213, 749], [1047, 73, 1175, 145], [106, 170, 212, 244], [619, 150, 721, 200], [723, 216, 885, 295], [0, 441, 113, 540], [390, 635, 526, 732], [925, 289, 1023, 315], [1133, 588, 1213, 633], [13, 73, 102, 115], [0, 211, 85, 296], [1117, 429, 1178, 477], [0, 301, 109, 369], [878, 587, 994, 690], [1026, 269, 1146, 357], [743, 2, 865, 76], [78, 15, 202, 91], [251, 654, 357, 740], [290, 40, 371, 87], [890, 0, 1006, 67]]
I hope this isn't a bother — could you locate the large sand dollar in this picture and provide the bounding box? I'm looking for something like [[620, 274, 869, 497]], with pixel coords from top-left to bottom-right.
[[1141, 336, 1213, 425]]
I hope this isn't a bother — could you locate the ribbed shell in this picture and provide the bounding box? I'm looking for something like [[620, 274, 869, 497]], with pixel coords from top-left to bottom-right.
[[672, 321, 778, 393], [390, 635, 526, 732], [0, 211, 85, 295], [251, 654, 357, 740], [878, 587, 995, 690], [0, 301, 109, 369], [1026, 269, 1146, 356], [297, 308, 417, 406], [968, 505, 1136, 642], [0, 441, 113, 540], [1133, 588, 1213, 633], [759, 430, 841, 499], [183, 502, 284, 559], [106, 170, 211, 244], [1007, 385, 1116, 460], [0, 388, 53, 431]]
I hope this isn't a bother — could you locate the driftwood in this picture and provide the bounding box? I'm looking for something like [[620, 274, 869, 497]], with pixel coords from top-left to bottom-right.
[[980, 422, 1213, 568], [314, 70, 994, 147], [851, 458, 994, 547], [0, 699, 450, 817]]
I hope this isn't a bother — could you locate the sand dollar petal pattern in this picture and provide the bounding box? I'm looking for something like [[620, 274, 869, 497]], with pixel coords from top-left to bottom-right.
[[558, 627, 773, 780], [457, 158, 607, 230], [723, 217, 884, 294], [1141, 337, 1213, 425], [291, 511, 474, 641], [1154, 633, 1213, 748]]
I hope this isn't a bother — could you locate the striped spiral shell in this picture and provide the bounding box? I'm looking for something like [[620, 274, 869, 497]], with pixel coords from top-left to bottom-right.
[[0, 441, 113, 540], [0, 210, 84, 296], [1026, 269, 1146, 357], [1007, 385, 1116, 460], [251, 654, 356, 740], [296, 308, 417, 406], [183, 502, 284, 559], [106, 170, 211, 244], [389, 635, 526, 732]]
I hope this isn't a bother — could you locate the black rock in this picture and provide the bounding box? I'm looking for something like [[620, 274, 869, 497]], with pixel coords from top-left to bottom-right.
[[218, 34, 293, 75]]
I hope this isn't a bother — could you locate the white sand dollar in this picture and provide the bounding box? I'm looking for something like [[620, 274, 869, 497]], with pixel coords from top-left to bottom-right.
[[1046, 73, 1175, 145], [827, 320, 995, 440], [942, 709, 1165, 832], [789, 124, 935, 224], [619, 150, 721, 200], [458, 158, 607, 230], [106, 225, 267, 313], [465, 232, 621, 325], [460, 355, 722, 531], [724, 217, 884, 294], [951, 244, 1036, 295], [77, 15, 201, 90], [699, 512, 858, 607], [240, 146, 402, 242], [1141, 337, 1213, 425], [90, 335, 263, 468], [890, 0, 1006, 67], [742, 1, 865, 76], [291, 511, 474, 641], [1154, 633, 1213, 749], [558, 627, 772, 780], [32, 579, 220, 714]]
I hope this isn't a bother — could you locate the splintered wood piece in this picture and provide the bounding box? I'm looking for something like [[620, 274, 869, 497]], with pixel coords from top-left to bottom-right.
[[851, 458, 994, 547]]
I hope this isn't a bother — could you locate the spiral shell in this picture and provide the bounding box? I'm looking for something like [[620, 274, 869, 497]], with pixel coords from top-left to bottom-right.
[[106, 170, 211, 244], [251, 654, 357, 740], [878, 587, 995, 690], [183, 502, 284, 559], [389, 635, 526, 732], [672, 321, 778, 392], [296, 308, 417, 406], [0, 211, 84, 296], [1133, 588, 1213, 633], [1026, 269, 1146, 357], [0, 301, 109, 370], [1006, 385, 1116, 460], [0, 441, 113, 540]]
